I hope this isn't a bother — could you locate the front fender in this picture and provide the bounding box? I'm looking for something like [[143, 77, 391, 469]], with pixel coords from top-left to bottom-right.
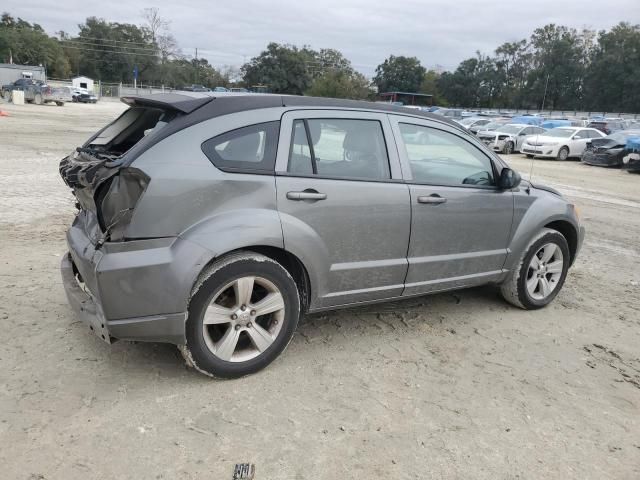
[[503, 191, 580, 272]]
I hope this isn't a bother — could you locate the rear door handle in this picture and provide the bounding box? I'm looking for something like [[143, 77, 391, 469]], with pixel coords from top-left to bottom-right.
[[286, 190, 327, 201], [418, 195, 447, 205]]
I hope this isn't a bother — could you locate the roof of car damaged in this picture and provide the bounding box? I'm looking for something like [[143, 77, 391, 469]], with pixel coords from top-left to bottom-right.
[[119, 92, 459, 127]]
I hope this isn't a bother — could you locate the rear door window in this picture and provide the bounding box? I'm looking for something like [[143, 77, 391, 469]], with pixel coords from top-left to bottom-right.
[[202, 121, 280, 173], [287, 119, 391, 180]]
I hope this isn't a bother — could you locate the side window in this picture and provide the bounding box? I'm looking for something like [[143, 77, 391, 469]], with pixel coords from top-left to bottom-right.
[[399, 123, 495, 187], [201, 121, 280, 173], [287, 118, 391, 180]]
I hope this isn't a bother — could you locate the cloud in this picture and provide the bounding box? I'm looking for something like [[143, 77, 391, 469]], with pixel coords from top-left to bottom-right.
[[5, 0, 638, 76]]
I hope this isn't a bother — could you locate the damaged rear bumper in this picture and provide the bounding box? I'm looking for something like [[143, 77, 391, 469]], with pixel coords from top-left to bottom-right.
[[60, 214, 213, 345], [61, 254, 187, 344]]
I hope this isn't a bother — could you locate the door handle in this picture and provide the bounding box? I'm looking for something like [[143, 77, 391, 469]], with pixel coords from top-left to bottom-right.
[[418, 194, 447, 205], [286, 190, 327, 201]]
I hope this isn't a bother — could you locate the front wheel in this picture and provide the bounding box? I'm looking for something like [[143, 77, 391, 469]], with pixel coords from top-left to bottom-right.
[[526, 154, 534, 159], [55, 101, 64, 106], [500, 228, 570, 309], [182, 252, 300, 378], [556, 146, 569, 161], [503, 141, 514, 155]]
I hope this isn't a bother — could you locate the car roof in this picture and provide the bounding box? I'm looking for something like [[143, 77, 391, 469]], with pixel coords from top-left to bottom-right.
[[120, 92, 460, 128]]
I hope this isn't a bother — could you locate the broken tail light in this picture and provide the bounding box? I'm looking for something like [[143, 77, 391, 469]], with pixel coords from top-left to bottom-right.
[[95, 168, 149, 243]]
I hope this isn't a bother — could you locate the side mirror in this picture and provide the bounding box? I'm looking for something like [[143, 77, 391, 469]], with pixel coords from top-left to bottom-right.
[[519, 132, 526, 136], [499, 167, 521, 190]]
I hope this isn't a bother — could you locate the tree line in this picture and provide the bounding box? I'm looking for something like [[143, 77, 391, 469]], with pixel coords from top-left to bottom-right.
[[1, 10, 639, 112]]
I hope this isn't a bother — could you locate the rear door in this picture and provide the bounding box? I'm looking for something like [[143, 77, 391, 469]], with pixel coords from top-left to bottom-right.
[[275, 110, 410, 309], [389, 115, 514, 296]]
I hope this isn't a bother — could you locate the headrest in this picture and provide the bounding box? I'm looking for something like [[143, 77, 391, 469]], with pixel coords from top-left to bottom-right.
[[343, 126, 377, 153]]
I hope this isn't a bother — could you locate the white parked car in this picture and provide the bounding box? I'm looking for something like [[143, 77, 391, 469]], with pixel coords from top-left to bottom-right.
[[457, 117, 492, 131], [477, 124, 546, 154], [521, 127, 606, 160]]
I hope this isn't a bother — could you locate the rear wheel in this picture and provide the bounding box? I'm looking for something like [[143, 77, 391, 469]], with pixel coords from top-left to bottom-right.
[[182, 252, 300, 378], [500, 228, 570, 309], [526, 154, 534, 159], [34, 93, 43, 105], [3, 90, 11, 101], [556, 146, 569, 161], [55, 101, 64, 106]]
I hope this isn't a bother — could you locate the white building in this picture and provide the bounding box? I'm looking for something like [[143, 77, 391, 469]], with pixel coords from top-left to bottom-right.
[[72, 76, 94, 92]]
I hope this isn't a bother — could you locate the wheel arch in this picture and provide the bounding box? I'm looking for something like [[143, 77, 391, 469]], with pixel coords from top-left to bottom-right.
[[544, 220, 578, 265], [192, 245, 312, 314]]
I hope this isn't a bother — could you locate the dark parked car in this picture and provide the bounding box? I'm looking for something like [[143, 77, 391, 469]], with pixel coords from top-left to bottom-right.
[[581, 130, 640, 167], [73, 92, 98, 103], [586, 119, 625, 135], [59, 93, 584, 378]]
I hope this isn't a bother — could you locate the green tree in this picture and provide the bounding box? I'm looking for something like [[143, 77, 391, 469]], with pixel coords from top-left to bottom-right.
[[494, 39, 532, 108], [66, 17, 159, 84], [306, 69, 370, 99], [241, 42, 316, 94], [584, 22, 640, 112], [0, 12, 70, 77], [373, 55, 426, 93], [525, 24, 592, 110], [419, 70, 446, 105]]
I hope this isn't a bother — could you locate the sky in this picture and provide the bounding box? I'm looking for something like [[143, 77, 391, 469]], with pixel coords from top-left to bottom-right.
[[5, 0, 640, 77]]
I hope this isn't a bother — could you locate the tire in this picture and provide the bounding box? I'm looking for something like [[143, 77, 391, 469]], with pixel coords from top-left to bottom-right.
[[34, 93, 43, 105], [503, 141, 514, 155], [55, 101, 64, 106], [556, 146, 569, 161], [181, 252, 300, 378], [526, 154, 534, 159], [2, 90, 10, 101], [500, 228, 570, 310]]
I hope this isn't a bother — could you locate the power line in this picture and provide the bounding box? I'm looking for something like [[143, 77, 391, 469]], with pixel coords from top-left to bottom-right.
[[61, 44, 160, 58], [61, 35, 155, 47], [61, 39, 157, 53]]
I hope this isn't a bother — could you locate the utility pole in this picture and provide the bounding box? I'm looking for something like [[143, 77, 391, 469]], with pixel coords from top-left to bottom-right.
[[541, 74, 550, 112], [195, 48, 199, 84]]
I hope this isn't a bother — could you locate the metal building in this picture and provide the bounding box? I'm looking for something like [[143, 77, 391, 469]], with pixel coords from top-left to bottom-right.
[[0, 63, 46, 86]]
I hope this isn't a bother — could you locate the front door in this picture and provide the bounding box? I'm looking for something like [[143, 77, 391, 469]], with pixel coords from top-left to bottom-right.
[[275, 111, 410, 309], [389, 116, 514, 296]]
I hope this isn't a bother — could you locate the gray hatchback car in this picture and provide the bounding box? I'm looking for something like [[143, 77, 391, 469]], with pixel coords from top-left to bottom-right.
[[59, 93, 585, 378]]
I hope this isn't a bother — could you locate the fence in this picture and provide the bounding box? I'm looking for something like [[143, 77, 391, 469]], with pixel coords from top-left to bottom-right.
[[454, 107, 639, 121]]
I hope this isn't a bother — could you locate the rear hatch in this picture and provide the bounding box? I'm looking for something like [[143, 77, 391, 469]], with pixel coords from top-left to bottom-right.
[[59, 94, 214, 245]]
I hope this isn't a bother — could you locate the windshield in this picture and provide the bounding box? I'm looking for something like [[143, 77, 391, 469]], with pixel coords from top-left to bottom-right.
[[498, 125, 523, 134], [545, 128, 576, 138], [483, 121, 506, 130], [607, 131, 640, 143], [459, 117, 480, 125]]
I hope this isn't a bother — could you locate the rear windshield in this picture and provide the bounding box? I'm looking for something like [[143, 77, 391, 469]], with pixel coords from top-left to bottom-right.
[[88, 107, 177, 156]]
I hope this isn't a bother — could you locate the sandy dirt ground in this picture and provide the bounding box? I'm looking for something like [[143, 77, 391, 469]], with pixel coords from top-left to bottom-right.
[[0, 100, 638, 480]]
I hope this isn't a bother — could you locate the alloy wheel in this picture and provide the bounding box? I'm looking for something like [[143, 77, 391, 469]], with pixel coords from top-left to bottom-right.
[[526, 243, 564, 300], [202, 276, 285, 362]]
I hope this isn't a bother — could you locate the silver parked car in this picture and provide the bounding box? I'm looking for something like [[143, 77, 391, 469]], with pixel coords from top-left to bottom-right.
[[59, 93, 585, 378]]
